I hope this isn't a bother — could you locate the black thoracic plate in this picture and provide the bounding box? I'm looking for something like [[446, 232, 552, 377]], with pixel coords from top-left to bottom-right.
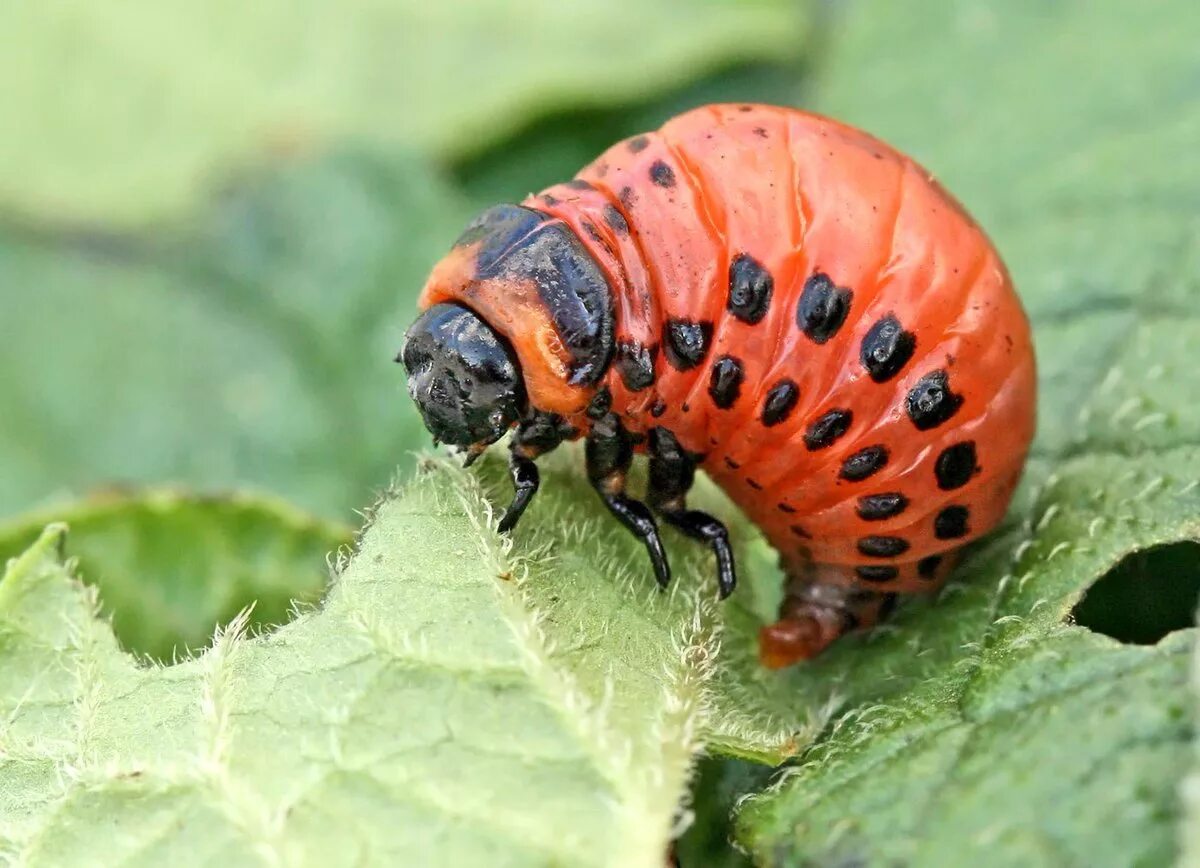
[[470, 206, 616, 386]]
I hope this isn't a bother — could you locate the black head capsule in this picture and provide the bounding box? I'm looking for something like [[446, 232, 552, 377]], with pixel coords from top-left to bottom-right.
[[400, 303, 527, 447]]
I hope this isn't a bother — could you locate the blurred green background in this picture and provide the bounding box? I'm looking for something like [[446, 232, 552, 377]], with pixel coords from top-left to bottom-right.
[[0, 0, 810, 524], [3, 1, 1200, 864]]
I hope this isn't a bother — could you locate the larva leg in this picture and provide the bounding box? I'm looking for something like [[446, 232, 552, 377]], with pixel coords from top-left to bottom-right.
[[758, 568, 898, 669], [497, 412, 571, 533], [647, 428, 736, 598], [586, 412, 671, 588]]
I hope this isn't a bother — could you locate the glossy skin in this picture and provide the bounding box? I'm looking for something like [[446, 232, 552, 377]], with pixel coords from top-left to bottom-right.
[[410, 104, 1036, 668]]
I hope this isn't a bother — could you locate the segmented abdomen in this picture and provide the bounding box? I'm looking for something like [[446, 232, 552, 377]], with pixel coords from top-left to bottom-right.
[[525, 104, 1036, 587]]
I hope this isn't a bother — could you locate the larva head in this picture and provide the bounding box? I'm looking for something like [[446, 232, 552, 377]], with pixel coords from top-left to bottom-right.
[[412, 204, 616, 419], [400, 303, 526, 448]]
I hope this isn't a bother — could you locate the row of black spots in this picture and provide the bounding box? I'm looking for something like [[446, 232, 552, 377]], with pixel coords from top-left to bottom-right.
[[663, 318, 713, 370], [615, 340, 657, 392], [907, 369, 963, 430], [861, 314, 916, 382], [762, 379, 800, 427], [797, 273, 852, 344], [650, 160, 676, 188], [857, 536, 910, 558], [840, 444, 889, 481], [602, 204, 630, 236], [728, 253, 773, 324], [856, 492, 908, 521], [708, 355, 744, 409], [935, 441, 979, 490], [855, 565, 898, 583], [804, 409, 853, 451], [857, 559, 945, 585], [934, 505, 970, 539], [855, 505, 970, 565]]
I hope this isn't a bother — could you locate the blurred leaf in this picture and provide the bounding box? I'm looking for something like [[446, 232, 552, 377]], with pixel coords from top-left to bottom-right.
[[676, 756, 772, 868], [0, 489, 350, 663], [738, 452, 1200, 866], [455, 61, 810, 210], [0, 153, 469, 520], [3, 0, 807, 225], [734, 0, 1200, 863], [0, 456, 818, 867], [812, 0, 1200, 460]]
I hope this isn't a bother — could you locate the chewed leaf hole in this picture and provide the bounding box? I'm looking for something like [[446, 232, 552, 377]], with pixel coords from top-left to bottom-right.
[[1071, 542, 1200, 644]]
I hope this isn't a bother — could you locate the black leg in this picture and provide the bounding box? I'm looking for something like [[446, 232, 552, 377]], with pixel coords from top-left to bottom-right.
[[659, 509, 736, 598], [586, 413, 672, 588], [648, 427, 737, 598], [497, 451, 538, 533], [495, 411, 574, 534]]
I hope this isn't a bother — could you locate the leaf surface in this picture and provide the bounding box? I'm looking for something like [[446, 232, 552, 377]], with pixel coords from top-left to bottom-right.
[[0, 490, 350, 663], [735, 0, 1200, 863], [0, 458, 816, 866], [3, 0, 806, 224]]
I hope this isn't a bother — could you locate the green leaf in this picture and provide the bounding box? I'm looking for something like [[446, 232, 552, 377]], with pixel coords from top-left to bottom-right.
[[455, 61, 809, 210], [0, 153, 469, 520], [0, 490, 351, 663], [735, 0, 1200, 863], [0, 457, 816, 865], [3, 0, 806, 225]]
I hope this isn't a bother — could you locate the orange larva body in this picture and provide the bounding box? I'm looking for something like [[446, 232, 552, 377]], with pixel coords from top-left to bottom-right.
[[417, 104, 1036, 665]]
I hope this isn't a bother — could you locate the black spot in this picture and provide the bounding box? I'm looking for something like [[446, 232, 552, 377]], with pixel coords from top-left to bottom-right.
[[649, 160, 676, 188], [856, 565, 899, 583], [586, 386, 612, 420], [724, 456, 740, 470], [778, 502, 796, 513], [804, 409, 853, 450], [650, 399, 667, 418], [747, 478, 763, 491], [615, 340, 656, 392], [682, 402, 691, 413], [619, 186, 636, 208], [934, 506, 970, 540], [603, 204, 629, 236], [790, 525, 812, 539], [566, 179, 594, 191], [917, 555, 943, 579], [935, 441, 978, 490], [663, 319, 712, 370], [860, 314, 916, 382], [581, 221, 604, 245], [738, 105, 754, 112], [839, 445, 889, 481], [856, 493, 909, 521], [627, 135, 650, 153], [857, 536, 911, 558], [796, 273, 852, 344], [727, 253, 774, 324], [906, 370, 963, 430], [708, 355, 744, 409], [752, 126, 768, 138], [762, 379, 800, 427], [878, 592, 900, 619], [540, 194, 560, 206]]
